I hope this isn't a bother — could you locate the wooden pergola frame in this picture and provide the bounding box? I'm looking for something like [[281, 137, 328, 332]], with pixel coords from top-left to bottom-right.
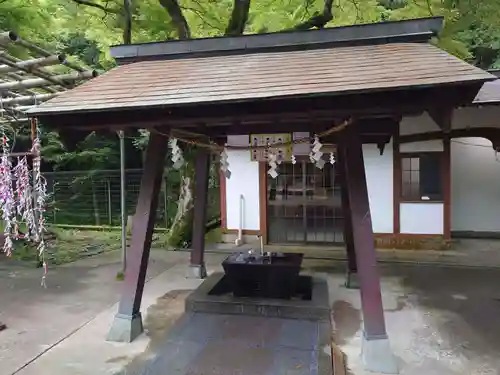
[[0, 30, 96, 127]]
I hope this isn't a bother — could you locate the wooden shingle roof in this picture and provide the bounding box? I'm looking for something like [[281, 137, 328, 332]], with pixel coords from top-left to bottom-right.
[[28, 42, 493, 115]]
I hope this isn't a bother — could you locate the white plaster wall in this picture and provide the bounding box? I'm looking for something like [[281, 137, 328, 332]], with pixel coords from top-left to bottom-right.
[[400, 106, 500, 136], [363, 143, 393, 233], [225, 135, 260, 231], [222, 107, 500, 237], [223, 136, 394, 235], [452, 106, 500, 129], [399, 114, 444, 152], [400, 203, 444, 234], [400, 112, 440, 135], [451, 137, 500, 233]]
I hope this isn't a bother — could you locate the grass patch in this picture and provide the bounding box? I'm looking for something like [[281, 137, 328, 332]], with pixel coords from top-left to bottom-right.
[[7, 225, 223, 266], [9, 227, 123, 265], [205, 228, 222, 245], [147, 228, 221, 250]]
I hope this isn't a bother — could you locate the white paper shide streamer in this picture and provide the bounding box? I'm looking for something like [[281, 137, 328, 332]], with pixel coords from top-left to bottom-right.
[[267, 150, 278, 179], [330, 152, 336, 165], [13, 157, 34, 238], [220, 146, 231, 179], [0, 107, 48, 284], [169, 138, 185, 170], [32, 136, 48, 287], [0, 131, 14, 255], [310, 135, 325, 170]]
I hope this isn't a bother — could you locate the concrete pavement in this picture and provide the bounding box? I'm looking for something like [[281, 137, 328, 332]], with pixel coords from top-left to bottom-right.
[[325, 264, 500, 375], [3, 247, 500, 374], [0, 250, 189, 375]]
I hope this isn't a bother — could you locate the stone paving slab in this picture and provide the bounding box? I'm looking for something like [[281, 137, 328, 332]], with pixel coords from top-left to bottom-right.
[[130, 312, 332, 375], [185, 273, 331, 321]]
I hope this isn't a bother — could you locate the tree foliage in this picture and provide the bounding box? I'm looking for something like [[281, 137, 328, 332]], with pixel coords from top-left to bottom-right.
[[2, 0, 499, 71], [0, 0, 498, 241]]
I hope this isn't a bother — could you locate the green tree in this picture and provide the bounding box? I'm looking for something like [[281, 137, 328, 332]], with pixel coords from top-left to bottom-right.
[[2, 0, 499, 243], [125, 0, 345, 247]]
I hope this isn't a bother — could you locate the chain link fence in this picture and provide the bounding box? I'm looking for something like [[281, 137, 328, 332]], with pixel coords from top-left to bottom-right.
[[44, 169, 220, 229]]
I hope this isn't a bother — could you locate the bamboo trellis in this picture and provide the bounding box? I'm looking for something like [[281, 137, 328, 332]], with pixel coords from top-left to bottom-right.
[[0, 32, 97, 279], [0, 30, 97, 135]]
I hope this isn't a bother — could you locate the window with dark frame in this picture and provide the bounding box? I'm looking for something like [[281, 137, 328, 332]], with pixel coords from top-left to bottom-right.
[[401, 153, 443, 201]]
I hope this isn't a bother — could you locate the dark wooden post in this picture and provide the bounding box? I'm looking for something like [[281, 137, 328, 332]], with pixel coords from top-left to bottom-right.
[[336, 145, 358, 289], [340, 123, 397, 373], [107, 132, 168, 343], [190, 148, 210, 278]]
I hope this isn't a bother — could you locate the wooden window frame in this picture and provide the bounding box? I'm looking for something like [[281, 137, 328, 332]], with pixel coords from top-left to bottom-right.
[[398, 151, 445, 203]]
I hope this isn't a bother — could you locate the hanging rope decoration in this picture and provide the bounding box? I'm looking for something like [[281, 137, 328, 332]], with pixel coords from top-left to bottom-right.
[[0, 99, 14, 255], [151, 118, 353, 180], [13, 156, 34, 238], [31, 117, 48, 287], [0, 125, 14, 256], [0, 104, 48, 285]]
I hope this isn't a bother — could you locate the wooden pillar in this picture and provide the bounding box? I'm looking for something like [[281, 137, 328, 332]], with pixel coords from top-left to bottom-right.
[[107, 132, 168, 343], [336, 144, 358, 289], [340, 123, 397, 373], [190, 148, 210, 278], [443, 136, 451, 240]]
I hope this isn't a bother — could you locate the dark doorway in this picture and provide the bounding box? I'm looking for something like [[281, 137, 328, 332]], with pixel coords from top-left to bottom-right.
[[267, 160, 344, 244]]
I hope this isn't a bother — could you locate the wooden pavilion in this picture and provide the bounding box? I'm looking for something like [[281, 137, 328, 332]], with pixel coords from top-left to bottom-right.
[[27, 16, 495, 373]]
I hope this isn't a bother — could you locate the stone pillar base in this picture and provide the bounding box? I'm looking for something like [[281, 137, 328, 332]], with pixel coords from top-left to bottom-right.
[[361, 333, 398, 374], [188, 263, 207, 279], [106, 313, 143, 343], [344, 271, 360, 289]]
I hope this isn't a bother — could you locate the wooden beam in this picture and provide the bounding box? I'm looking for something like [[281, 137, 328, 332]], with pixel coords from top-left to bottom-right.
[[73, 121, 398, 140], [190, 148, 210, 278], [427, 107, 452, 133], [107, 131, 168, 343], [399, 127, 500, 150], [443, 137, 451, 240], [336, 142, 358, 289], [340, 121, 387, 339], [36, 84, 470, 130], [341, 121, 397, 372], [219, 169, 227, 230], [259, 162, 268, 244], [393, 124, 401, 234]]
